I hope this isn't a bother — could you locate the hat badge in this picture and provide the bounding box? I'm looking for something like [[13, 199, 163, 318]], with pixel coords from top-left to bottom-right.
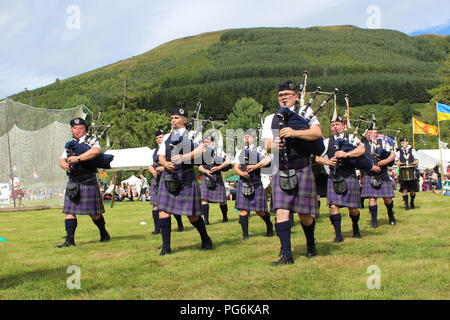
[[289, 83, 295, 90], [74, 119, 80, 124], [179, 109, 185, 115]]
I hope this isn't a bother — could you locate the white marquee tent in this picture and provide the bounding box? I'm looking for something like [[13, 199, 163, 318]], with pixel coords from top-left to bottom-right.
[[105, 147, 154, 171], [416, 149, 450, 170]]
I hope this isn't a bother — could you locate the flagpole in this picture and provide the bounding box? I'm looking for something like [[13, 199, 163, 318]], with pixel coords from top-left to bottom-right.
[[436, 102, 444, 183], [412, 117, 416, 150]]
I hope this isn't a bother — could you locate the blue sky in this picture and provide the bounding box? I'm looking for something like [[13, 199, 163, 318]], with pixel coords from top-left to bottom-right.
[[0, 0, 448, 100]]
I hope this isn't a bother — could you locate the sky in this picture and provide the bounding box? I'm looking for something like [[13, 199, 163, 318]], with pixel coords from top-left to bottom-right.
[[0, 0, 448, 100]]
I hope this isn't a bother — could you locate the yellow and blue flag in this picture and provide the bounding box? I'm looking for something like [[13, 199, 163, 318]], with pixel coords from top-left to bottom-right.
[[437, 103, 450, 122]]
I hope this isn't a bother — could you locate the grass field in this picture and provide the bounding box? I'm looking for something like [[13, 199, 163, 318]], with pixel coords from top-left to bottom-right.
[[0, 191, 448, 300]]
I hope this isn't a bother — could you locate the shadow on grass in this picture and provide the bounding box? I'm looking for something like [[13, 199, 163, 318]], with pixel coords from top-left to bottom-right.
[[0, 267, 67, 289]]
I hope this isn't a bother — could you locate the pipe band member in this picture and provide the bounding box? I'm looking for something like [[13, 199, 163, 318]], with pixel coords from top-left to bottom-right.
[[57, 117, 110, 248], [157, 106, 212, 255], [234, 130, 273, 240], [261, 80, 323, 265], [395, 137, 419, 210]]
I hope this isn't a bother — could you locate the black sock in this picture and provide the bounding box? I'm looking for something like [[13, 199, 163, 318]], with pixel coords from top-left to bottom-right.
[[275, 221, 292, 256], [159, 217, 171, 251], [220, 204, 228, 220], [93, 215, 107, 234], [65, 219, 77, 241], [152, 210, 160, 232], [191, 216, 210, 243], [329, 214, 342, 236], [301, 218, 316, 247], [403, 195, 409, 206], [369, 205, 378, 222], [202, 204, 210, 224], [385, 202, 394, 215], [289, 213, 294, 227], [174, 214, 183, 229], [239, 215, 249, 237], [349, 211, 360, 226], [260, 212, 271, 226], [317, 200, 321, 210]]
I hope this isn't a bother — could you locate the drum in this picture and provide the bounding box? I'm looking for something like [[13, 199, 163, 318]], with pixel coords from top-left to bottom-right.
[[399, 165, 417, 181]]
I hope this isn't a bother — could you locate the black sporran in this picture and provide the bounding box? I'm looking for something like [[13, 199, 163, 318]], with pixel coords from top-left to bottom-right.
[[241, 181, 255, 197], [66, 181, 80, 200], [332, 175, 348, 195], [279, 169, 298, 192], [205, 175, 216, 189], [370, 175, 382, 189], [164, 173, 181, 194]]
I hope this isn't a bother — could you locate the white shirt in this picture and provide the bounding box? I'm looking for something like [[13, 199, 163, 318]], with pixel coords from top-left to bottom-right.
[[261, 105, 320, 141], [157, 128, 188, 157], [234, 144, 267, 165], [395, 146, 417, 163], [322, 133, 361, 155], [61, 135, 101, 159], [141, 177, 148, 188]]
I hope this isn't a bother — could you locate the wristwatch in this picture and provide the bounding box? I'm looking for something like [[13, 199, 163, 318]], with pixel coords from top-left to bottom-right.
[[346, 152, 350, 158], [77, 156, 81, 162]]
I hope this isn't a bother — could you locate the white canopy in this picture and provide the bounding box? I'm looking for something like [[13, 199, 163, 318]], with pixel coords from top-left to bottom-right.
[[416, 149, 450, 170], [121, 175, 142, 187], [105, 147, 154, 171]]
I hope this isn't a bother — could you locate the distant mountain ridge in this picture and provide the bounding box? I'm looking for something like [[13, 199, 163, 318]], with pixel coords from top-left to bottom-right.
[[10, 26, 449, 119]]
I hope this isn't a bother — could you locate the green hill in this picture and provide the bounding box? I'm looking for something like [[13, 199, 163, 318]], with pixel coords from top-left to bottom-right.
[[9, 26, 449, 120]]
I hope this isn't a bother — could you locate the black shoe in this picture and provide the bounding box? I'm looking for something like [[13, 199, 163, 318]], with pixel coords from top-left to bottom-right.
[[353, 229, 362, 239], [56, 237, 75, 248], [222, 218, 228, 223], [243, 235, 249, 241], [410, 203, 415, 209], [100, 231, 110, 242], [159, 247, 172, 256], [371, 220, 378, 229], [205, 221, 210, 225], [271, 254, 294, 266], [389, 215, 397, 225], [177, 227, 184, 232], [334, 234, 344, 243], [152, 230, 160, 235], [201, 237, 213, 250], [405, 205, 410, 210], [306, 244, 317, 259]]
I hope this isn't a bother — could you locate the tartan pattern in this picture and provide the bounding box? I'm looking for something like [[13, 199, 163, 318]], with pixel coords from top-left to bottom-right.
[[399, 180, 420, 193], [157, 169, 202, 216], [270, 165, 318, 215], [150, 177, 160, 206], [63, 183, 105, 215], [235, 179, 268, 212], [327, 175, 361, 208], [361, 175, 395, 198], [200, 174, 226, 203]]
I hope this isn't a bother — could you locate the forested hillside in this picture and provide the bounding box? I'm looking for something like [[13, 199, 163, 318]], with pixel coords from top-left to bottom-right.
[[8, 26, 449, 151]]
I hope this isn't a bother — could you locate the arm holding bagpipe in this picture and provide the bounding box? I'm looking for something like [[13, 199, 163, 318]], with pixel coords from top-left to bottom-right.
[[277, 89, 337, 156], [65, 122, 114, 170]]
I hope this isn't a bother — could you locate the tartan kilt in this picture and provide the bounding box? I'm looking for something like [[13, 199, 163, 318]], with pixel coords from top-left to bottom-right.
[[270, 165, 318, 216], [399, 179, 419, 193], [361, 175, 395, 199], [314, 173, 328, 198], [63, 183, 105, 216], [150, 177, 160, 206], [11, 189, 24, 199], [327, 175, 361, 208], [200, 174, 226, 203], [235, 179, 268, 212], [157, 169, 202, 217]]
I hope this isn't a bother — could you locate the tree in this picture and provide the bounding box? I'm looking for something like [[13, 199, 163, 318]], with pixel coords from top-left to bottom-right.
[[226, 97, 266, 131]]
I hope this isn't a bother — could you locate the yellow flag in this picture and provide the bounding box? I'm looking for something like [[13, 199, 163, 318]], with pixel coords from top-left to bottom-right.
[[413, 118, 439, 136]]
